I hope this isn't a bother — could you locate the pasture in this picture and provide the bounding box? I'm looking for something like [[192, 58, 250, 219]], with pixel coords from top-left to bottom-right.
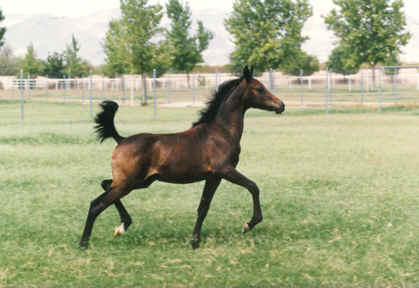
[[0, 100, 418, 287]]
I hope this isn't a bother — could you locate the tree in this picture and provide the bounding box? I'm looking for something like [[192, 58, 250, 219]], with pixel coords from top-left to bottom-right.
[[123, 0, 164, 104], [326, 46, 360, 76], [64, 35, 84, 77], [20, 43, 43, 76], [0, 9, 6, 50], [281, 51, 320, 76], [103, 20, 131, 77], [44, 52, 65, 78], [150, 40, 172, 78], [166, 0, 213, 87], [324, 0, 411, 88], [0, 45, 21, 76], [103, 0, 166, 104], [225, 0, 315, 74]]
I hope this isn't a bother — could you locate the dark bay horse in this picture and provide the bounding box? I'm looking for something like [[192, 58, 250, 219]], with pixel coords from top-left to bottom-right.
[[80, 66, 285, 249]]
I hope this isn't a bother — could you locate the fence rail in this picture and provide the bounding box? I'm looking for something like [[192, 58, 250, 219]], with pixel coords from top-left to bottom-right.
[[1, 68, 419, 121]]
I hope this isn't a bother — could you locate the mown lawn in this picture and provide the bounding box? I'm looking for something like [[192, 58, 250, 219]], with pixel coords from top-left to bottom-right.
[[0, 100, 418, 287]]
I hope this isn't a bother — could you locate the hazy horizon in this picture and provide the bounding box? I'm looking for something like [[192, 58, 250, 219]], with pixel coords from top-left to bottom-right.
[[1, 0, 418, 65]]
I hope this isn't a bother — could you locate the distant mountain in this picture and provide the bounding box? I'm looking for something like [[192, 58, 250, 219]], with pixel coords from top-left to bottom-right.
[[3, 8, 419, 66]]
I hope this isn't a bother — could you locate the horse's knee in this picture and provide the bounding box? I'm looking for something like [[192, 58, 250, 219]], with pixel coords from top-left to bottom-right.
[[248, 181, 259, 195]]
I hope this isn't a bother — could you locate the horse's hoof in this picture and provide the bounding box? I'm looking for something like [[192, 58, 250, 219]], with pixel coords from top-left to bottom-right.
[[190, 239, 200, 249], [113, 224, 125, 238], [79, 240, 89, 249], [242, 223, 250, 233]]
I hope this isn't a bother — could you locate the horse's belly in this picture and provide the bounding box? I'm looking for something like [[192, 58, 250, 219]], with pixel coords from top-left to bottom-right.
[[156, 162, 210, 184]]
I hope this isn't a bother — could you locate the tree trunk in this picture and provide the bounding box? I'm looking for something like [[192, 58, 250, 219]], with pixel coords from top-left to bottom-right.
[[371, 65, 376, 91], [186, 72, 191, 89], [141, 73, 147, 105]]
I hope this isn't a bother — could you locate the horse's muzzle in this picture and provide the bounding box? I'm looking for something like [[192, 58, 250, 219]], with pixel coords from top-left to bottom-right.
[[276, 103, 285, 114]]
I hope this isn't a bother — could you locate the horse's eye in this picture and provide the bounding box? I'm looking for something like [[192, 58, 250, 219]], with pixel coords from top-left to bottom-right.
[[256, 87, 264, 93]]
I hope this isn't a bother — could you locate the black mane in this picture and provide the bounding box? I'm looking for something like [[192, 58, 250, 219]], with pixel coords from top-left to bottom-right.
[[192, 78, 242, 127]]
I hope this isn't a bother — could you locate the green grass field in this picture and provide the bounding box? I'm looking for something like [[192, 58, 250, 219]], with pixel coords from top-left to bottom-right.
[[0, 100, 418, 287]]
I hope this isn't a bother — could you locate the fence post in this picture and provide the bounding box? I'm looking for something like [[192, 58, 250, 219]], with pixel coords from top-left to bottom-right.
[[20, 70, 24, 121], [168, 79, 171, 104], [27, 73, 31, 99], [393, 68, 398, 101], [360, 70, 364, 104], [153, 69, 157, 120], [122, 75, 126, 103], [269, 68, 274, 91], [325, 68, 330, 114], [45, 75, 48, 100], [82, 76, 85, 102], [63, 75, 67, 102], [89, 70, 93, 120], [215, 69, 219, 92], [416, 70, 419, 91], [378, 68, 382, 112], [192, 75, 196, 105], [102, 75, 105, 100], [130, 77, 134, 106], [300, 70, 304, 107]]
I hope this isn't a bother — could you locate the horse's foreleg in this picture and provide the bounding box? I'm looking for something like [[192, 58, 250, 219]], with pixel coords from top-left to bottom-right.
[[219, 167, 262, 233], [191, 176, 221, 249], [113, 200, 132, 238]]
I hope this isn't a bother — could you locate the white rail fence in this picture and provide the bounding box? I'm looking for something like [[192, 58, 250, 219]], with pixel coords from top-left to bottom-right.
[[1, 67, 418, 120]]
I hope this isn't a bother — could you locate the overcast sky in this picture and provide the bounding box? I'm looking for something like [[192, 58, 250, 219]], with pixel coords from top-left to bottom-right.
[[1, 0, 418, 63], [1, 0, 418, 18], [0, 0, 233, 17]]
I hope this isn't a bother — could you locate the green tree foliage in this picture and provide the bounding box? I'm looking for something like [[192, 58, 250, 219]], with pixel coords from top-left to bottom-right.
[[150, 40, 172, 78], [324, 0, 411, 86], [64, 35, 85, 77], [20, 43, 44, 76], [103, 20, 130, 77], [103, 0, 166, 104], [166, 0, 213, 85], [0, 45, 21, 76], [44, 52, 65, 78], [383, 52, 401, 76], [326, 46, 360, 76], [0, 9, 5, 49], [225, 0, 317, 75], [281, 51, 320, 76]]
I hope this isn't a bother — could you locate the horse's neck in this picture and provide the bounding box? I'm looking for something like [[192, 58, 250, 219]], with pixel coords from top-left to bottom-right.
[[215, 90, 246, 141]]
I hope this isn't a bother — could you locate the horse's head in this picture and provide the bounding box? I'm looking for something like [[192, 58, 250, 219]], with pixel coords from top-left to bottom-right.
[[241, 66, 285, 114]]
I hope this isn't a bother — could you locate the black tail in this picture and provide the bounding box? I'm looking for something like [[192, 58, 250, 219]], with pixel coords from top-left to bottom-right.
[[94, 101, 125, 144]]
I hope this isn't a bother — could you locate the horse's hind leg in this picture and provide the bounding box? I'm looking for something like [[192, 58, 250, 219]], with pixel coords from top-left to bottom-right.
[[101, 179, 132, 238], [79, 184, 130, 248]]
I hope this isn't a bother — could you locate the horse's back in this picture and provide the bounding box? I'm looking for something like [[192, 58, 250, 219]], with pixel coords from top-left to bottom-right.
[[110, 128, 210, 185]]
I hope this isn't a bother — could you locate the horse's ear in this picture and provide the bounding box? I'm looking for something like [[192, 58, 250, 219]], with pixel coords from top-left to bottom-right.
[[243, 65, 252, 82]]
